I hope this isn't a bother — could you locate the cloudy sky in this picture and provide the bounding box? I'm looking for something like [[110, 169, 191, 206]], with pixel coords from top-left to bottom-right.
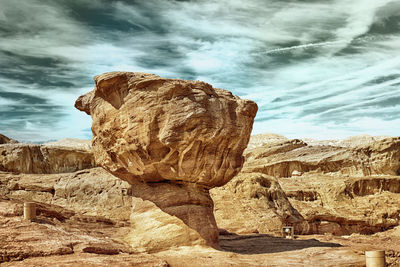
[[0, 0, 399, 142]]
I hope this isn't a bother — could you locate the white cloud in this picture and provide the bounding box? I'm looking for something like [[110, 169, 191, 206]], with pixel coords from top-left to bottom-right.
[[0, 97, 18, 107], [1, 0, 400, 141]]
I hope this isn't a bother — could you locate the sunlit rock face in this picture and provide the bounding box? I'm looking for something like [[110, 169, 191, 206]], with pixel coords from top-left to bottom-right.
[[0, 143, 94, 174], [0, 134, 18, 144], [244, 137, 400, 178], [75, 71, 257, 251]]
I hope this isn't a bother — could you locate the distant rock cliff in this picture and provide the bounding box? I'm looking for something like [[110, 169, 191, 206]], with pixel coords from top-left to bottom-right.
[[0, 142, 95, 174], [242, 134, 400, 236], [0, 133, 18, 144], [244, 135, 400, 178]]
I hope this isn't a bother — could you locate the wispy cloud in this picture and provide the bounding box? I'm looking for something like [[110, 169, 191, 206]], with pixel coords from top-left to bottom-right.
[[0, 0, 399, 141]]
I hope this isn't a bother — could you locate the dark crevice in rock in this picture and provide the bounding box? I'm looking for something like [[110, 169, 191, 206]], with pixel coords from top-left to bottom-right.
[[345, 177, 400, 197], [286, 190, 320, 202], [305, 215, 398, 235]]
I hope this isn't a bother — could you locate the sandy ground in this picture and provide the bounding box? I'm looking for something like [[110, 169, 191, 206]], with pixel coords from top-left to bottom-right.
[[155, 231, 400, 267], [1, 198, 399, 266]]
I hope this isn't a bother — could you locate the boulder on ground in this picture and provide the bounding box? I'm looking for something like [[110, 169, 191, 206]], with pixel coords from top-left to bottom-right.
[[75, 72, 257, 251]]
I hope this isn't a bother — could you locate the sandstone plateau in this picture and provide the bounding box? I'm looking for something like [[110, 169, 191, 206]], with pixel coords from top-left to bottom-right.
[[75, 72, 258, 250], [1, 131, 400, 266]]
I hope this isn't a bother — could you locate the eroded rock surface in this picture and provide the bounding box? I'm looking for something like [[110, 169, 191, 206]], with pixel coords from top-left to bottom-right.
[[245, 135, 400, 178], [0, 143, 95, 174], [1, 132, 400, 265], [4, 197, 395, 267], [0, 168, 132, 221], [0, 133, 18, 144], [211, 171, 306, 235], [242, 134, 400, 236], [0, 198, 168, 267], [280, 174, 400, 235], [75, 72, 257, 250]]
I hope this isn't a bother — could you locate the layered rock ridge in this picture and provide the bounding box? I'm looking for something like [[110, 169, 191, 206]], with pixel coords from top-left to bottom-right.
[[75, 72, 257, 251], [0, 134, 18, 144], [244, 134, 400, 236], [245, 136, 400, 178], [0, 142, 95, 174]]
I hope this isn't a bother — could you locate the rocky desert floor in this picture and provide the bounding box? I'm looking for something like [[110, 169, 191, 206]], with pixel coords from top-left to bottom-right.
[[1, 197, 399, 266], [1, 133, 400, 266]]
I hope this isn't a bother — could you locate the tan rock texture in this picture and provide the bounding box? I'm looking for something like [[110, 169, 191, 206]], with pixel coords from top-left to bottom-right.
[[240, 134, 400, 236], [75, 72, 257, 250], [0, 133, 18, 144], [0, 198, 168, 267], [280, 174, 400, 236], [75, 72, 257, 186], [2, 170, 400, 266], [5, 196, 398, 267], [1, 133, 400, 265], [0, 143, 95, 174], [0, 168, 132, 221], [44, 138, 92, 150], [245, 136, 400, 178], [3, 133, 398, 240], [0, 167, 217, 252], [303, 134, 390, 147], [211, 172, 306, 235]]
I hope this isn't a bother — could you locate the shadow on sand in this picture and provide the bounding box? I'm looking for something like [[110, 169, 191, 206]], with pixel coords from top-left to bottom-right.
[[219, 233, 341, 254]]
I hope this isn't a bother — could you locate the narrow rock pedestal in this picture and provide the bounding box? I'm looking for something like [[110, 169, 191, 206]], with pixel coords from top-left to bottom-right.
[[126, 180, 219, 251]]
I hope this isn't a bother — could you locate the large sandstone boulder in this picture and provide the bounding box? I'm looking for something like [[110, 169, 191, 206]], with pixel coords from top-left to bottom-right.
[[75, 72, 257, 251]]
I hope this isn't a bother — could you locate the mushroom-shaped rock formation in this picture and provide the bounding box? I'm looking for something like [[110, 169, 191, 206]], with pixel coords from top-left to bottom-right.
[[75, 72, 257, 251]]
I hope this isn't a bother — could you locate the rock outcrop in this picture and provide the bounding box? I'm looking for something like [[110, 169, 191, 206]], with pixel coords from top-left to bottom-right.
[[280, 174, 400, 235], [0, 168, 132, 221], [1, 196, 386, 267], [245, 135, 400, 178], [0, 198, 168, 266], [357, 137, 400, 176], [44, 138, 92, 150], [210, 171, 306, 235], [0, 134, 18, 144], [243, 134, 400, 236], [0, 143, 95, 174], [75, 72, 257, 251], [303, 134, 390, 147]]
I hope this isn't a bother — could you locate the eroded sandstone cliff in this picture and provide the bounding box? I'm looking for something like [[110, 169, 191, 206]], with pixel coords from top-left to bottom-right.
[[240, 134, 400, 236], [245, 135, 400, 178], [210, 171, 306, 235], [0, 143, 95, 174]]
